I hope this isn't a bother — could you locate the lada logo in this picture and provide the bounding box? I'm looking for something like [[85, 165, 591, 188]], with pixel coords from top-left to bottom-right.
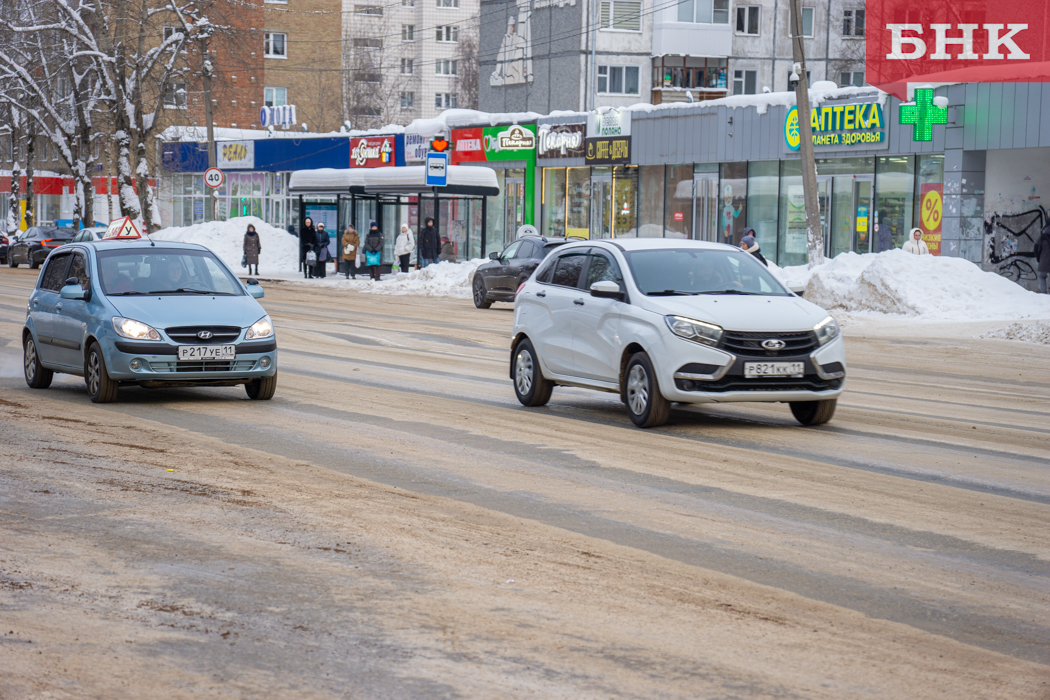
[[197, 330, 214, 340], [761, 338, 786, 350]]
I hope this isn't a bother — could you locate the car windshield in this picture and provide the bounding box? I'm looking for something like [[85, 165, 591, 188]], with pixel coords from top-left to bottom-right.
[[97, 249, 243, 296], [624, 248, 790, 296]]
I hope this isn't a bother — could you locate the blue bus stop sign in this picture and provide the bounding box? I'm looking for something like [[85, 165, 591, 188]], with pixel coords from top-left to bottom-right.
[[426, 152, 448, 187]]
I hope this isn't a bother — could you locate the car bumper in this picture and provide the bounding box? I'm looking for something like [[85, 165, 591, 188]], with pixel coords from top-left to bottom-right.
[[657, 335, 846, 404], [104, 337, 278, 383]]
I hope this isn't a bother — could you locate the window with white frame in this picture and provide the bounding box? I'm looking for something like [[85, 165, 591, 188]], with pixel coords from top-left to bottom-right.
[[436, 0, 459, 7], [265, 0, 287, 5], [435, 25, 459, 42], [677, 0, 729, 24], [354, 4, 383, 13], [402, 0, 414, 5], [402, 24, 415, 40], [264, 86, 287, 107], [597, 65, 640, 94], [843, 9, 864, 36], [264, 33, 286, 58], [401, 58, 414, 74], [164, 82, 188, 109], [163, 26, 177, 41], [435, 93, 457, 109], [735, 6, 759, 34], [733, 69, 756, 95], [401, 92, 415, 109], [599, 1, 641, 31], [800, 7, 814, 36], [840, 70, 865, 87], [435, 59, 458, 76]]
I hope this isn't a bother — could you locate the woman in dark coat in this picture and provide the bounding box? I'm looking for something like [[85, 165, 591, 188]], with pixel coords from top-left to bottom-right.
[[363, 221, 384, 281], [299, 217, 317, 279], [243, 224, 261, 276], [417, 217, 440, 268]]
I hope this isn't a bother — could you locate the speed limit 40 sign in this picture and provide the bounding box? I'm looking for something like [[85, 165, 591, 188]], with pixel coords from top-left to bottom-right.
[[204, 167, 224, 189]]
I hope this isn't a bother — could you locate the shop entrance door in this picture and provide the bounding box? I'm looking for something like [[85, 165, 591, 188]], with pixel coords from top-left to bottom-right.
[[692, 173, 719, 242], [852, 176, 874, 253], [504, 178, 525, 237], [817, 176, 832, 257], [591, 173, 613, 238]]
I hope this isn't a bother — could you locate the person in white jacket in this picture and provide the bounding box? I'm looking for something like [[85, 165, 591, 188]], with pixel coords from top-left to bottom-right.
[[902, 228, 930, 255], [394, 225, 416, 272]]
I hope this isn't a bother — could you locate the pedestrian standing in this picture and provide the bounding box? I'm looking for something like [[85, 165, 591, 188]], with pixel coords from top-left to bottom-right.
[[364, 221, 384, 281], [314, 222, 330, 278], [341, 225, 360, 279], [418, 217, 440, 268], [739, 227, 767, 266], [902, 228, 930, 255], [395, 224, 416, 273], [243, 224, 261, 276], [1035, 222, 1050, 293], [439, 236, 456, 263], [300, 217, 317, 278]]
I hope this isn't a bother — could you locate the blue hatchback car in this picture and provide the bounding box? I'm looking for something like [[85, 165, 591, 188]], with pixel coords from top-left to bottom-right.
[[22, 240, 278, 403]]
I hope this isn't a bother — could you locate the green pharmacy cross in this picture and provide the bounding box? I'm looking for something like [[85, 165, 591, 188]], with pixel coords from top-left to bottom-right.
[[900, 88, 948, 142]]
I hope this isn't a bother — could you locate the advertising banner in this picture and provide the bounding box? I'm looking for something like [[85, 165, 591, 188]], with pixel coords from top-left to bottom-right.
[[537, 124, 585, 159], [866, 0, 1050, 99], [587, 109, 631, 138], [404, 134, 428, 163], [450, 128, 487, 164], [783, 102, 887, 153], [584, 136, 631, 165], [919, 183, 943, 255], [216, 141, 255, 170], [350, 136, 396, 167]]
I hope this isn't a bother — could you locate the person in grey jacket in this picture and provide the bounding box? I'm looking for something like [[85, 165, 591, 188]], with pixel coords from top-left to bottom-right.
[[1035, 222, 1050, 293]]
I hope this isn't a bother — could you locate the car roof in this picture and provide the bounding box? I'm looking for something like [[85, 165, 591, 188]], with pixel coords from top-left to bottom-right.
[[86, 240, 209, 252], [549, 238, 740, 254]]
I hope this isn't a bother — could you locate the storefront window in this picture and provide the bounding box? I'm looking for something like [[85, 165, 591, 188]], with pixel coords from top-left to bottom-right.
[[914, 155, 944, 255], [778, 159, 806, 267], [829, 175, 853, 258], [719, 162, 747, 245], [874, 156, 914, 252], [543, 167, 567, 236], [815, 157, 874, 175], [638, 165, 664, 237], [612, 166, 637, 237], [486, 170, 505, 250], [566, 167, 591, 237], [746, 161, 779, 259], [664, 165, 693, 239]]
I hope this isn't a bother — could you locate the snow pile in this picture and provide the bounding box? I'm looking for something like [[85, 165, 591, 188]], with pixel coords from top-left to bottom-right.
[[780, 249, 1050, 321], [309, 259, 486, 298], [152, 216, 300, 275], [981, 321, 1050, 345]]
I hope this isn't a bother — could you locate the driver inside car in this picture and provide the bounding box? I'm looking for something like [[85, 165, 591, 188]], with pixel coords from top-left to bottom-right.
[[100, 257, 134, 294]]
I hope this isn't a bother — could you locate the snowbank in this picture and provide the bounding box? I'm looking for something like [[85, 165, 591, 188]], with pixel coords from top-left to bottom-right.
[[303, 259, 486, 298], [780, 249, 1050, 322], [152, 216, 300, 275], [981, 321, 1050, 345]]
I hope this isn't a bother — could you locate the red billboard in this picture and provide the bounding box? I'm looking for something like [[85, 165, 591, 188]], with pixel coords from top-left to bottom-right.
[[867, 1, 1050, 99], [450, 128, 486, 164], [350, 136, 396, 168]]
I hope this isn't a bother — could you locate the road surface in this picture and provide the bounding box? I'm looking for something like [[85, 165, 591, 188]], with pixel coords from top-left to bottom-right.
[[1, 266, 1047, 698]]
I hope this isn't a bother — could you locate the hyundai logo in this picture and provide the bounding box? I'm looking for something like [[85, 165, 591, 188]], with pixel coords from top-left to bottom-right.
[[761, 338, 786, 350], [197, 330, 214, 340]]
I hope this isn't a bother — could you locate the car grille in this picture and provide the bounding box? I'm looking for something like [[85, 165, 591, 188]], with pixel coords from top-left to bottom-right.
[[149, 360, 257, 373], [165, 325, 241, 344], [676, 375, 842, 393], [720, 330, 819, 357]]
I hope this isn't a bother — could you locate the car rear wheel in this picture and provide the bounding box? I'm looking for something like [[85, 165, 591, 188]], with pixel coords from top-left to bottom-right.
[[790, 399, 837, 426], [29, 256, 39, 269], [245, 373, 277, 400], [85, 342, 119, 403], [8, 253, 17, 267], [472, 276, 492, 309], [624, 352, 670, 428], [513, 338, 553, 407], [23, 335, 53, 389]]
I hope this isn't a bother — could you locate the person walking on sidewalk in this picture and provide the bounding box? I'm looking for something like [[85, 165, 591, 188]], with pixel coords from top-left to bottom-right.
[[1035, 222, 1050, 293], [395, 224, 416, 273], [902, 228, 930, 255], [364, 221, 384, 281], [314, 223, 330, 278], [243, 224, 261, 276], [300, 217, 317, 278], [739, 227, 767, 266], [418, 217, 440, 268], [341, 225, 360, 279]]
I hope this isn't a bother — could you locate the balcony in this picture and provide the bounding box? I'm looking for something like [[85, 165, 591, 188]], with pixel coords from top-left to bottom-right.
[[652, 21, 731, 58]]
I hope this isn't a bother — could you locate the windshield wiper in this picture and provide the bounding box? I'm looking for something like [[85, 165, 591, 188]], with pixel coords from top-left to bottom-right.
[[647, 290, 699, 296], [147, 288, 227, 295], [106, 291, 147, 296], [697, 289, 762, 295]]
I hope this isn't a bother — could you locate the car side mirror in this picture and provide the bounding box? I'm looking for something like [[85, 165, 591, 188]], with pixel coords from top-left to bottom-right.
[[60, 283, 86, 300], [488, 252, 500, 261], [788, 283, 805, 297], [246, 279, 264, 299], [590, 280, 624, 300]]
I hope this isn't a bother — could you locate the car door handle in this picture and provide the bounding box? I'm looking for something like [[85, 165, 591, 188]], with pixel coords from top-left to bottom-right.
[[536, 290, 546, 297], [574, 299, 585, 306]]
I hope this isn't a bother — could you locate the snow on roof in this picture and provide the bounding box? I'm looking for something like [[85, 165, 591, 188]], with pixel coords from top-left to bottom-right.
[[402, 109, 544, 137], [287, 168, 368, 193], [288, 165, 499, 195]]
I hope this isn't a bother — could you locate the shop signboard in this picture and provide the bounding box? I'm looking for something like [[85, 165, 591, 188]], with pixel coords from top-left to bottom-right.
[[450, 128, 487, 164], [451, 124, 538, 226], [404, 134, 428, 162], [537, 124, 585, 159], [919, 183, 943, 255], [783, 102, 887, 153], [350, 136, 396, 167], [587, 109, 631, 138], [585, 136, 631, 165], [217, 140, 255, 169]]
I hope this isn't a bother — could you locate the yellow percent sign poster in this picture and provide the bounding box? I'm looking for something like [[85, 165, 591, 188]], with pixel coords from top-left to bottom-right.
[[919, 184, 943, 255]]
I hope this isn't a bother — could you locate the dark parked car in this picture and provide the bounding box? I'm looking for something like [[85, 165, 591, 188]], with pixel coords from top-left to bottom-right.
[[472, 235, 577, 308], [7, 226, 75, 269], [0, 233, 8, 265]]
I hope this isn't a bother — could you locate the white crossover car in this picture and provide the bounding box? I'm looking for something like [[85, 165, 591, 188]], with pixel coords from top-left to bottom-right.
[[510, 239, 845, 428]]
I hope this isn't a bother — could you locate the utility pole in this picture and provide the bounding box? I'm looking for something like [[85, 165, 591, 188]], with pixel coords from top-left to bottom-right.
[[790, 0, 824, 266], [201, 38, 216, 222]]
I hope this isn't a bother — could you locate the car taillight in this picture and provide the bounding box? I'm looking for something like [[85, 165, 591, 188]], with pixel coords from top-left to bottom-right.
[[40, 239, 62, 247], [515, 282, 527, 299]]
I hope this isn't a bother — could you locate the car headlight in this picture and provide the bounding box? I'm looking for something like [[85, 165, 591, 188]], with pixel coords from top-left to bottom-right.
[[112, 317, 161, 341], [665, 315, 723, 347], [814, 316, 840, 345], [245, 315, 273, 340]]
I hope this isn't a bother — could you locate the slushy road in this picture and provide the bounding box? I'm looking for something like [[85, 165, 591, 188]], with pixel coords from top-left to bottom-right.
[[1, 266, 1047, 698]]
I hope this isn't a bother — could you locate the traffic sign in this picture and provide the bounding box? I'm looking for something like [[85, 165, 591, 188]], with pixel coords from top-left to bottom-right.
[[204, 167, 225, 189], [426, 152, 448, 187]]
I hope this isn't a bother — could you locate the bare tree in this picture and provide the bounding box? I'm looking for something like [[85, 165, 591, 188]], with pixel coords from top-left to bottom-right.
[[453, 15, 480, 111]]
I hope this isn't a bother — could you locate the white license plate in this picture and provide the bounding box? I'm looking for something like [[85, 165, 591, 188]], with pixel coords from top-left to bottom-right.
[[178, 344, 236, 361], [744, 362, 804, 378]]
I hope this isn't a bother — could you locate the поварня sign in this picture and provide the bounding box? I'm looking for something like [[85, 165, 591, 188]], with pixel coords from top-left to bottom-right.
[[784, 102, 887, 152]]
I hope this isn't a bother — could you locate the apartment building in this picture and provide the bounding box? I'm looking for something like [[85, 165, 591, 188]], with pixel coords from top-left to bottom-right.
[[343, 0, 480, 128]]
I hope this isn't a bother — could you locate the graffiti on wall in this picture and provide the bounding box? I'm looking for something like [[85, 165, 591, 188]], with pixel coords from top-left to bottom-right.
[[984, 207, 1044, 284]]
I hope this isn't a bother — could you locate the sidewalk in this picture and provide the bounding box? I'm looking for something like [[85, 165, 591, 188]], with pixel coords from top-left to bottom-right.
[[237, 259, 485, 299]]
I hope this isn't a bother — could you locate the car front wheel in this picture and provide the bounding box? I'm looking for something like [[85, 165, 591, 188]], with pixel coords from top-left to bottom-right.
[[23, 335, 53, 389], [790, 399, 837, 426], [8, 253, 17, 267], [624, 352, 670, 428], [85, 342, 119, 403], [513, 338, 553, 407], [472, 275, 492, 309], [245, 373, 277, 400]]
